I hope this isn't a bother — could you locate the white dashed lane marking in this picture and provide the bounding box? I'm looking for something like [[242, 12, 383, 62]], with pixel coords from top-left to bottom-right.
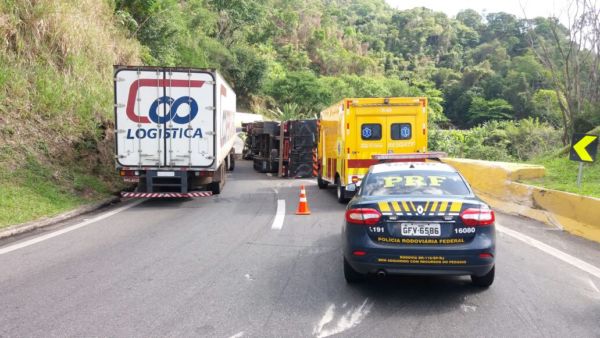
[[271, 199, 286, 230]]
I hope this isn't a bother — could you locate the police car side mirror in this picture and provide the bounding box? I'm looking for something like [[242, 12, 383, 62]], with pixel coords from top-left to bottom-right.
[[346, 183, 357, 192]]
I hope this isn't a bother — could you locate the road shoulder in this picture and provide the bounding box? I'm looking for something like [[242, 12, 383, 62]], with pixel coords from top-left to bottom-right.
[[0, 196, 120, 240]]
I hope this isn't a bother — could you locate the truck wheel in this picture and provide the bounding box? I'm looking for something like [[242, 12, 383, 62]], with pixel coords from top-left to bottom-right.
[[210, 181, 222, 194], [471, 266, 495, 287], [210, 164, 226, 194], [317, 175, 328, 189], [228, 153, 235, 171], [336, 176, 349, 203]]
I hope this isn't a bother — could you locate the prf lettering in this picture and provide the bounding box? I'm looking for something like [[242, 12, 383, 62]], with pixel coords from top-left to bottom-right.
[[383, 176, 447, 188]]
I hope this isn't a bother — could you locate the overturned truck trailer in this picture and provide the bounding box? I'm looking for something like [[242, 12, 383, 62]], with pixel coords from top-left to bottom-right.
[[243, 120, 318, 178]]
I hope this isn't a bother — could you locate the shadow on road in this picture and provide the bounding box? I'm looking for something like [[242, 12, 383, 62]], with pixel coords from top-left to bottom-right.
[[268, 232, 488, 321]]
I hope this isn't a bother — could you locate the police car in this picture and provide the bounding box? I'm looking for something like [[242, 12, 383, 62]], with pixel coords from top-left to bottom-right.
[[342, 162, 496, 287]]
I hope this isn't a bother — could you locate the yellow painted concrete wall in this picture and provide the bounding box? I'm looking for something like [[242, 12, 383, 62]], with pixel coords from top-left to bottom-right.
[[442, 158, 600, 243]]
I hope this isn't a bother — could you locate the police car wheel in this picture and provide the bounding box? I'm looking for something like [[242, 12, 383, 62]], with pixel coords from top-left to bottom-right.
[[343, 257, 364, 283], [317, 176, 328, 189], [471, 266, 495, 287]]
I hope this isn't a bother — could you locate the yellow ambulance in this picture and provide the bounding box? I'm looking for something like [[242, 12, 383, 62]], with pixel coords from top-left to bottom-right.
[[317, 97, 431, 202]]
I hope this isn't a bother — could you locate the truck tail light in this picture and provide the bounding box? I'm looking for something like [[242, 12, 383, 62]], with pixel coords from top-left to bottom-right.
[[119, 170, 139, 176], [345, 208, 381, 225], [460, 208, 495, 226]]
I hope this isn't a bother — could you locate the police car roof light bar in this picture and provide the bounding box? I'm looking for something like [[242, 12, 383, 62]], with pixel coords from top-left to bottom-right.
[[371, 152, 448, 161]]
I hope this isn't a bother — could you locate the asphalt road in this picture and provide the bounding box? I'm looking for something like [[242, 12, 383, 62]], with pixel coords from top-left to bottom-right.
[[1, 161, 599, 337]]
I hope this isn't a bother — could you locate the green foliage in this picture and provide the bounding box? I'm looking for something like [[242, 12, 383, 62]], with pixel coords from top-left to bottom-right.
[[0, 153, 111, 228], [265, 71, 331, 114], [225, 44, 269, 102], [430, 119, 561, 161], [0, 0, 139, 227], [265, 103, 314, 121], [467, 97, 513, 126], [109, 0, 593, 135], [531, 89, 563, 127]]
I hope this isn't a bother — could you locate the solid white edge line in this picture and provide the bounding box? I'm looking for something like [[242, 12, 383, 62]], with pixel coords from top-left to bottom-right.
[[271, 199, 286, 230], [496, 223, 600, 280], [0, 199, 147, 255]]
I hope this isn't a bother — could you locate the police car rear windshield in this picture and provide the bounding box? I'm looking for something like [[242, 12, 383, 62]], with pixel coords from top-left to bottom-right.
[[361, 170, 470, 197]]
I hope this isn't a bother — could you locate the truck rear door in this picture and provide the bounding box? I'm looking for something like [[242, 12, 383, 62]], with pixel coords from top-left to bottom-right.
[[386, 98, 427, 154], [115, 69, 165, 167], [353, 99, 424, 156], [163, 70, 215, 168], [355, 113, 387, 158], [115, 68, 215, 168], [387, 113, 417, 154]]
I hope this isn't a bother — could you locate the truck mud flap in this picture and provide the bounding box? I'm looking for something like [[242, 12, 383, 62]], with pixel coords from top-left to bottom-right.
[[121, 191, 213, 198]]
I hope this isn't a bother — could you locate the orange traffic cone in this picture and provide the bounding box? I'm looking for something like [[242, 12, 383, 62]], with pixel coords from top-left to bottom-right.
[[295, 185, 311, 215]]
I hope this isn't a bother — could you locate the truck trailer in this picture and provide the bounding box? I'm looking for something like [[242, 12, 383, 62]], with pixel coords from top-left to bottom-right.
[[317, 97, 432, 203], [242, 120, 318, 178], [114, 66, 236, 198]]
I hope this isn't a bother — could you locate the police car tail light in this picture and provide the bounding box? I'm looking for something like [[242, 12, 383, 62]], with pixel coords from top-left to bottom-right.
[[460, 208, 495, 226], [345, 208, 381, 225]]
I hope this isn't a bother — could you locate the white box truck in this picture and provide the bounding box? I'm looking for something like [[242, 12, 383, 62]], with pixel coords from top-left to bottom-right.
[[114, 66, 236, 198]]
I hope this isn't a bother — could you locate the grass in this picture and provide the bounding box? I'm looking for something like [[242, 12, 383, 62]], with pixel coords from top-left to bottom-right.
[[523, 155, 600, 198], [0, 180, 85, 227], [0, 156, 113, 229]]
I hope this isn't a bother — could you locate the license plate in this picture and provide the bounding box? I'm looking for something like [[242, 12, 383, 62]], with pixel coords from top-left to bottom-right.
[[157, 171, 175, 177], [400, 223, 441, 237], [123, 177, 139, 183]]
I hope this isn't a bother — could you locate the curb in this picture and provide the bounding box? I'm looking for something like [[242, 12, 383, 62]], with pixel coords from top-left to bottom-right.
[[0, 196, 121, 240], [442, 158, 600, 244]]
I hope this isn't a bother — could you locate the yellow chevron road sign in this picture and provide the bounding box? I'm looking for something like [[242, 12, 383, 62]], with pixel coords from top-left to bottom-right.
[[570, 134, 598, 163]]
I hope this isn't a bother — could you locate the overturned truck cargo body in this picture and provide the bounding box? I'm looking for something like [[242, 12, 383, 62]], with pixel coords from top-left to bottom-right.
[[243, 119, 318, 178]]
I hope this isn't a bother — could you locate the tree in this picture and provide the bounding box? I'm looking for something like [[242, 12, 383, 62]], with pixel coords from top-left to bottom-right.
[[525, 0, 600, 143], [266, 103, 313, 121], [456, 9, 483, 32], [264, 71, 332, 114], [532, 89, 563, 127], [224, 45, 269, 102], [467, 97, 514, 126]]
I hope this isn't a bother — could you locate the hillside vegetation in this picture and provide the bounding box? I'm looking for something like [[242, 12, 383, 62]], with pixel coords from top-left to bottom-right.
[[0, 0, 598, 227], [0, 0, 139, 226]]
